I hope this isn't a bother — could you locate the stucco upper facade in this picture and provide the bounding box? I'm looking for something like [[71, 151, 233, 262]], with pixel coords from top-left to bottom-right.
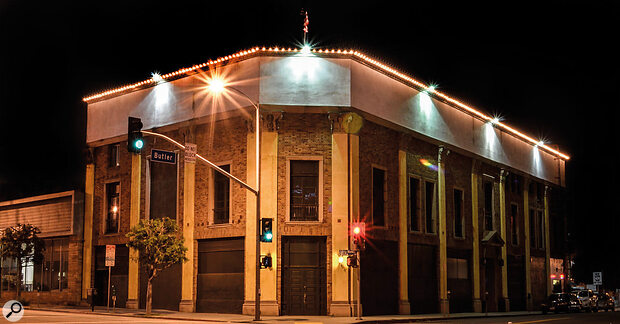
[[86, 48, 567, 185]]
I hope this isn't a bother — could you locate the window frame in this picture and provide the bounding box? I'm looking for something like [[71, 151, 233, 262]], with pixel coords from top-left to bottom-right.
[[103, 179, 121, 235], [408, 175, 422, 232], [209, 162, 233, 226], [109, 143, 120, 168], [482, 179, 495, 232], [285, 156, 324, 223], [453, 187, 465, 239], [371, 164, 388, 228], [510, 203, 519, 246], [424, 179, 437, 234]]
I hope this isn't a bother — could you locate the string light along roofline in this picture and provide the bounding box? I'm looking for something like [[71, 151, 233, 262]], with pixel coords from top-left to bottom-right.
[[82, 46, 570, 161]]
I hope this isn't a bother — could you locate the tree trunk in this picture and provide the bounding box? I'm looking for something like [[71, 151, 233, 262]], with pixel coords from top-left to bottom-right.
[[16, 258, 22, 299], [146, 276, 153, 315]]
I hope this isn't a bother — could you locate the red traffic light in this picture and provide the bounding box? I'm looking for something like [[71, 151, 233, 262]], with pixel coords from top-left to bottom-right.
[[350, 222, 366, 249]]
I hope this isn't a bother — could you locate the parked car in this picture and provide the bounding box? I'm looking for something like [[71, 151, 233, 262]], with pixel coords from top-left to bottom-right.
[[594, 293, 615, 312], [542, 293, 581, 314], [576, 289, 597, 311]]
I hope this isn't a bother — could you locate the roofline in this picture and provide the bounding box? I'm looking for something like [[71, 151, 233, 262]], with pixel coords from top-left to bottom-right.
[[82, 46, 570, 161]]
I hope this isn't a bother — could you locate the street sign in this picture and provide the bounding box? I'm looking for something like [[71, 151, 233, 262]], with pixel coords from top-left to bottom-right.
[[184, 143, 196, 163], [593, 272, 602, 285], [151, 149, 176, 164], [105, 245, 115, 267]]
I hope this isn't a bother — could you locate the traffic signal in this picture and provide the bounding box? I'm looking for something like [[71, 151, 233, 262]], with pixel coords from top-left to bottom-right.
[[260, 218, 273, 242], [347, 254, 358, 268], [260, 255, 272, 269], [127, 117, 144, 153], [351, 222, 366, 250]]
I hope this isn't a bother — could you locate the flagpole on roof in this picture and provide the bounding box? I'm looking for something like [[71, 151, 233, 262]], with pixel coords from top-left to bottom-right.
[[302, 10, 309, 45]]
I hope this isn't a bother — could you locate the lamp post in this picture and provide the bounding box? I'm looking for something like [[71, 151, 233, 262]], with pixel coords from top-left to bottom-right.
[[142, 82, 262, 320]]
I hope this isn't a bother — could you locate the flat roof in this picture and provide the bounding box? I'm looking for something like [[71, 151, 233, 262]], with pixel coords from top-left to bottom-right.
[[83, 46, 569, 161]]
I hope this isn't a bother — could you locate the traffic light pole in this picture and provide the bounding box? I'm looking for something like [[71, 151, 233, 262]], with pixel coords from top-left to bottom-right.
[[356, 249, 361, 320]]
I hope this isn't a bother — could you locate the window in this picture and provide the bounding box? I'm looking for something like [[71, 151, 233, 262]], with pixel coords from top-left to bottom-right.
[[409, 177, 421, 231], [538, 210, 545, 249], [425, 181, 436, 233], [529, 208, 535, 247], [372, 167, 386, 227], [290, 160, 319, 221], [213, 165, 231, 224], [105, 182, 120, 234], [109, 144, 120, 167], [1, 258, 18, 292], [453, 189, 464, 238], [510, 204, 519, 245], [447, 258, 468, 279], [149, 156, 178, 220], [483, 181, 494, 231], [33, 238, 69, 291]]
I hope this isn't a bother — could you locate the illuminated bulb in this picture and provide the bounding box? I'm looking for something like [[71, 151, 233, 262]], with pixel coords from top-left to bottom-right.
[[491, 117, 500, 125], [301, 44, 311, 54], [208, 79, 226, 93], [338, 256, 344, 264], [353, 227, 361, 235]]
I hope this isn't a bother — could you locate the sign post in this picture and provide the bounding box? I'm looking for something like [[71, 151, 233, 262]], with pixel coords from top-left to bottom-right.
[[105, 245, 116, 311]]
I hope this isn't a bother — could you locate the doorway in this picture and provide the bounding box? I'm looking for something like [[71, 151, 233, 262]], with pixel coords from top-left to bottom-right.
[[281, 236, 327, 315]]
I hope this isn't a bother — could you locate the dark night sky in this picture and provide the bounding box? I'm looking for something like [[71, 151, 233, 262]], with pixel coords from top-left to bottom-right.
[[1, 1, 618, 286]]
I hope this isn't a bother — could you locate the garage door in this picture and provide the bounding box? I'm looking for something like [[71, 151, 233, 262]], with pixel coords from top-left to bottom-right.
[[197, 238, 244, 313]]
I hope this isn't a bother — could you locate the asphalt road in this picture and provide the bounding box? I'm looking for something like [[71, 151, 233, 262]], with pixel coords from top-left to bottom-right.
[[421, 311, 620, 324], [8, 309, 220, 323]]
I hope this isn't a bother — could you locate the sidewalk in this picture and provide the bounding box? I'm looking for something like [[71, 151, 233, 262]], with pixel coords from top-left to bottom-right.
[[26, 305, 545, 323]]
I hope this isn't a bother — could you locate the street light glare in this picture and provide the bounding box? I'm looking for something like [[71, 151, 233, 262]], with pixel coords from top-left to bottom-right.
[[208, 78, 226, 93]]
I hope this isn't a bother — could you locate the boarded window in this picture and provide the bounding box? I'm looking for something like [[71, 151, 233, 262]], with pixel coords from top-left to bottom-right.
[[409, 177, 420, 231], [453, 189, 464, 238], [150, 157, 177, 220], [290, 160, 319, 221], [372, 168, 386, 227], [213, 165, 230, 224], [105, 182, 120, 234]]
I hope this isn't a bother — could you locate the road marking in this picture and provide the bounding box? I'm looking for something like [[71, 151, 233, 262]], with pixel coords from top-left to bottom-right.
[[514, 317, 571, 324]]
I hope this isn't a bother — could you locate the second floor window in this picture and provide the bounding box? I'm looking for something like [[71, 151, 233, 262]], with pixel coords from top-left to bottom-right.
[[409, 177, 420, 231], [510, 204, 519, 245], [213, 165, 231, 224], [425, 181, 436, 234], [453, 189, 464, 238], [105, 182, 120, 234], [483, 181, 494, 231], [372, 168, 386, 227], [290, 160, 319, 221]]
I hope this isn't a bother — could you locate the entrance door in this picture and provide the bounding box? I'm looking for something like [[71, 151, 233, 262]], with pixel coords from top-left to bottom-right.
[[281, 237, 326, 315], [484, 259, 497, 312]]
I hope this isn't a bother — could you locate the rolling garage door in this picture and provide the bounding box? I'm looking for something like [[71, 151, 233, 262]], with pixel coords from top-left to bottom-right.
[[197, 238, 244, 313]]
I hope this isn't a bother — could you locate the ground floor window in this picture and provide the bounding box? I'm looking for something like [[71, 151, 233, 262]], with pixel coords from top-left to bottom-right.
[[33, 238, 69, 291]]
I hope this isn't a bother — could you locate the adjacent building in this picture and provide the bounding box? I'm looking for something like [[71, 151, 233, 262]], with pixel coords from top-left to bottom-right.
[[77, 46, 571, 315], [0, 191, 84, 304]]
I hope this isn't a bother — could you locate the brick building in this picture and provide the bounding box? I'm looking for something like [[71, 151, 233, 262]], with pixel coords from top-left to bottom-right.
[[0, 191, 84, 305], [82, 46, 570, 315]]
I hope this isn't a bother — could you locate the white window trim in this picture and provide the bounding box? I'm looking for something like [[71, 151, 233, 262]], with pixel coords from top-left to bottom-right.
[[285, 156, 324, 224], [208, 161, 234, 226]]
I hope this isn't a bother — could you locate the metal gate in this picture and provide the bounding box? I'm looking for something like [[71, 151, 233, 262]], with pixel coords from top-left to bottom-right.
[[196, 238, 244, 313]]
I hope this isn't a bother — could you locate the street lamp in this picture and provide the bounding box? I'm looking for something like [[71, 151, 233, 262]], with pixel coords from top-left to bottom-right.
[[141, 78, 262, 320], [208, 80, 262, 321]]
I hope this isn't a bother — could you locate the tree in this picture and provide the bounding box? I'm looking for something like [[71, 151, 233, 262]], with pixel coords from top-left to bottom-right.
[[126, 217, 187, 315], [0, 224, 45, 298]]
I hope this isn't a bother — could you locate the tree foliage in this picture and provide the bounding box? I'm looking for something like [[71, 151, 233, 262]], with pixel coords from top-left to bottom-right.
[[126, 217, 187, 314], [0, 223, 45, 297]]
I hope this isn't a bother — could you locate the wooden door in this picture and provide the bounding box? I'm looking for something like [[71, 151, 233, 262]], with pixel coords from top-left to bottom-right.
[[281, 237, 326, 315]]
